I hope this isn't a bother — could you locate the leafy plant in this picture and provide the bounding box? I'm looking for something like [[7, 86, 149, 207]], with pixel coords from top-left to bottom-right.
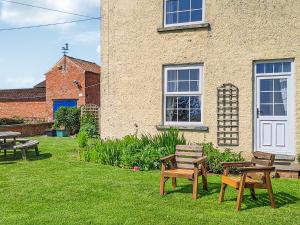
[[77, 130, 89, 148], [201, 143, 244, 174], [54, 107, 81, 135], [0, 117, 24, 125], [141, 128, 186, 155], [297, 154, 300, 164], [80, 113, 98, 138], [81, 129, 186, 171]]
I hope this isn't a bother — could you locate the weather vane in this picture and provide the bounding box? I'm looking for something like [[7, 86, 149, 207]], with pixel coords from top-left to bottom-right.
[[62, 43, 69, 55]]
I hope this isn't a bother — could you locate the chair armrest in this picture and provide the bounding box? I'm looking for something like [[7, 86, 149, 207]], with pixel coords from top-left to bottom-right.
[[239, 166, 275, 173], [193, 156, 207, 165], [160, 154, 175, 162], [221, 161, 254, 168]]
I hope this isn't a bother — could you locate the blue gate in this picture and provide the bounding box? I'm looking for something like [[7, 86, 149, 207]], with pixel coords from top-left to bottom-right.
[[53, 99, 78, 117]]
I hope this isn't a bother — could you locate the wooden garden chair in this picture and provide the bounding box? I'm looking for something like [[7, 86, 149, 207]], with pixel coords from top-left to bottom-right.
[[219, 151, 276, 211], [160, 145, 208, 200]]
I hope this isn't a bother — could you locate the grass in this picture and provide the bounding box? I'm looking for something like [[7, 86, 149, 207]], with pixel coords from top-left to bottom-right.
[[0, 136, 300, 225]]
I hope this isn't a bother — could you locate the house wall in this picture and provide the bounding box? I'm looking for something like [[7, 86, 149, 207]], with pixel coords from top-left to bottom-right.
[[46, 57, 86, 120], [101, 0, 300, 159], [85, 72, 101, 106], [0, 101, 47, 120]]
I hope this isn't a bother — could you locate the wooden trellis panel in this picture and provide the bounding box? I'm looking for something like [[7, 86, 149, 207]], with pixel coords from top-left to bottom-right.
[[81, 104, 100, 134], [217, 84, 239, 146]]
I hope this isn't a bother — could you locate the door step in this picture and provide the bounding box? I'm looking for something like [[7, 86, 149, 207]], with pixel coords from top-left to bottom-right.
[[274, 161, 300, 179], [275, 154, 295, 161]]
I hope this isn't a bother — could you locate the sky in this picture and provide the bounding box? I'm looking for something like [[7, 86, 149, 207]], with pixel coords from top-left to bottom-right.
[[0, 0, 101, 89]]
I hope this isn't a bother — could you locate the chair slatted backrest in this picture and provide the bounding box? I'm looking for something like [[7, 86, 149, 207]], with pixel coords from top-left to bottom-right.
[[175, 145, 203, 169], [251, 151, 275, 166]]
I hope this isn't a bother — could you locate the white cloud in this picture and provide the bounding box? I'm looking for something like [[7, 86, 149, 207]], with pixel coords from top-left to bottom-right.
[[0, 0, 100, 26], [2, 75, 42, 89], [96, 45, 101, 54], [74, 31, 100, 43]]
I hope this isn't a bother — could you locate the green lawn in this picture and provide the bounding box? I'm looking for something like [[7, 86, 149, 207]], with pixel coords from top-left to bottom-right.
[[0, 137, 299, 225]]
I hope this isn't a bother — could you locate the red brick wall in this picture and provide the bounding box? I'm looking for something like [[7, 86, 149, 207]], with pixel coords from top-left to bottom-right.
[[85, 72, 100, 106], [0, 122, 53, 137], [0, 101, 47, 120], [46, 57, 86, 120]]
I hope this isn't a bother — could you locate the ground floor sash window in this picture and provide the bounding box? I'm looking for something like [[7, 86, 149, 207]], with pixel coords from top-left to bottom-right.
[[164, 65, 203, 126]]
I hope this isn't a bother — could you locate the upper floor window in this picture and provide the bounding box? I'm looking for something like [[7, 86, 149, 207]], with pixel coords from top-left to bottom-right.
[[164, 0, 204, 27]]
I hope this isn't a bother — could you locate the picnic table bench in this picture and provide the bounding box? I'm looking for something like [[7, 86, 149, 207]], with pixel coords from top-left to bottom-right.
[[13, 140, 39, 160], [0, 132, 39, 160]]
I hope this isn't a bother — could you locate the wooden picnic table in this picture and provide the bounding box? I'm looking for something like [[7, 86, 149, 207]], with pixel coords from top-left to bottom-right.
[[0, 132, 22, 156], [0, 131, 21, 142]]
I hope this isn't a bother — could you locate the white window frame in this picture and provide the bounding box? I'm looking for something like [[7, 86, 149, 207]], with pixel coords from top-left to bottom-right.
[[164, 0, 205, 27], [164, 65, 203, 126]]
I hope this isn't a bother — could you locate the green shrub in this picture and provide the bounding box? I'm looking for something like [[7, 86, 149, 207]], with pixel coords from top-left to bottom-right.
[[54, 107, 81, 135], [201, 143, 244, 174], [80, 113, 98, 138], [81, 129, 186, 171], [89, 139, 122, 166], [141, 128, 186, 155], [0, 117, 24, 125], [297, 154, 300, 164], [77, 130, 89, 148]]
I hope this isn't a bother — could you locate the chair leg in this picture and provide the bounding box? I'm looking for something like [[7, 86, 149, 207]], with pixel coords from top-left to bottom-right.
[[172, 178, 177, 189], [236, 173, 247, 211], [192, 175, 199, 200], [160, 174, 166, 196], [13, 149, 17, 159], [265, 172, 276, 208], [250, 188, 257, 200], [201, 165, 208, 192], [219, 183, 227, 203]]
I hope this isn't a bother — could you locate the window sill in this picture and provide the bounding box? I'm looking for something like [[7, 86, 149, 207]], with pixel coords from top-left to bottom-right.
[[157, 23, 210, 33], [156, 125, 209, 132]]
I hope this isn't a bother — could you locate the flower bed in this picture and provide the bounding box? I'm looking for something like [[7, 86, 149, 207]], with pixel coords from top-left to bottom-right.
[[79, 129, 244, 173]]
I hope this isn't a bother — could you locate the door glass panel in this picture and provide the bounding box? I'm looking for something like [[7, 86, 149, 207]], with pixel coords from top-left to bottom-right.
[[274, 63, 283, 73], [283, 62, 291, 72], [260, 104, 273, 116], [256, 63, 265, 73], [274, 92, 287, 104], [265, 63, 274, 73], [274, 79, 287, 91], [260, 92, 273, 103], [260, 79, 273, 91], [274, 104, 287, 116], [259, 78, 288, 117]]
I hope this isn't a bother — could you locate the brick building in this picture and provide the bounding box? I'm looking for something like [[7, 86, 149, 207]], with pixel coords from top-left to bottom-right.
[[0, 55, 101, 121]]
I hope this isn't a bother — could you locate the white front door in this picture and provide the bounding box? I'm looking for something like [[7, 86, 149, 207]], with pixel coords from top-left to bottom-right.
[[255, 61, 295, 156]]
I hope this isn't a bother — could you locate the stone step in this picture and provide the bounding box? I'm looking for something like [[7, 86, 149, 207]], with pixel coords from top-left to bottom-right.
[[274, 162, 300, 179], [275, 154, 295, 161]]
